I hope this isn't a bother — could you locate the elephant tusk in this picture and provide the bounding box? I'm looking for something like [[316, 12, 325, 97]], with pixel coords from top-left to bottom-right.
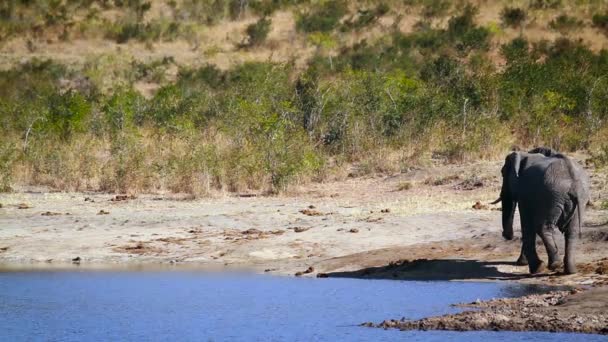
[[490, 197, 501, 205]]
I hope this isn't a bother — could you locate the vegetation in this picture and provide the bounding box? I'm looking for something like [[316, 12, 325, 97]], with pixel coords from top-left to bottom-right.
[[500, 7, 527, 29], [244, 17, 272, 47], [1, 0, 608, 195], [549, 14, 584, 34]]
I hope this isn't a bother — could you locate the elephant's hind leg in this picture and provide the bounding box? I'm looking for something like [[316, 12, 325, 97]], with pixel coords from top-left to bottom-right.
[[564, 214, 579, 275], [539, 224, 561, 271], [522, 222, 544, 274], [516, 243, 528, 265]]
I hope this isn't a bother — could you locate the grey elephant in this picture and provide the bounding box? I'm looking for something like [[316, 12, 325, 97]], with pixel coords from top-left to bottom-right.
[[493, 149, 589, 274]]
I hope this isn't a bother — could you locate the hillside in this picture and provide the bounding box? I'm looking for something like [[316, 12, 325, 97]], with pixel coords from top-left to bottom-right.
[[1, 0, 608, 195]]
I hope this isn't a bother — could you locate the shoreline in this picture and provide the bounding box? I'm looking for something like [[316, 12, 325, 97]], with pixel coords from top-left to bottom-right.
[[363, 287, 608, 336]]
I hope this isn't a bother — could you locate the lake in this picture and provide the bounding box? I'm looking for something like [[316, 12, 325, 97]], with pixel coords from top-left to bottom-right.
[[0, 270, 604, 341]]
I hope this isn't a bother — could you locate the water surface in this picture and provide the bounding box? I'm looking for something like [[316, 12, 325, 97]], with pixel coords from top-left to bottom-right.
[[0, 271, 603, 341]]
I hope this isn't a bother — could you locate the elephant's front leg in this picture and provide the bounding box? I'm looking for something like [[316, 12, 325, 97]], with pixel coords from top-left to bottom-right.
[[539, 224, 560, 271]]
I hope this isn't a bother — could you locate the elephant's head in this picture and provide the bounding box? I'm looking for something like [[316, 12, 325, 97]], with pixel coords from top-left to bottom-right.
[[496, 152, 522, 240]]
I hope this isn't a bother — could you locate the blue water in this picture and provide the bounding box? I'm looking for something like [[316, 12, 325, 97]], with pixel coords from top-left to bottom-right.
[[0, 271, 604, 341]]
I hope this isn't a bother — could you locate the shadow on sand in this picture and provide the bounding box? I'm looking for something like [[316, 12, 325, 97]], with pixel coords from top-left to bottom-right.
[[321, 259, 534, 281]]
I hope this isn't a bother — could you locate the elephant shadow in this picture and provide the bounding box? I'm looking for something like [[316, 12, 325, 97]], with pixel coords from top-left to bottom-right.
[[321, 259, 541, 281]]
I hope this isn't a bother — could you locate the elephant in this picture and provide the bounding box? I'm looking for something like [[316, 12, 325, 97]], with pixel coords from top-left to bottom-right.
[[493, 149, 589, 274]]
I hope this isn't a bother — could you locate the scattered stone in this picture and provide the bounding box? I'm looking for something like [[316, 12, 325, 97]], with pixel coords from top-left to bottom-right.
[[472, 201, 488, 210], [363, 289, 608, 335], [71, 256, 81, 264], [308, 205, 316, 209], [294, 227, 310, 233], [97, 210, 110, 215], [242, 228, 263, 235], [17, 203, 31, 209], [84, 197, 94, 202], [380, 208, 390, 213], [455, 176, 485, 190], [238, 193, 257, 198], [110, 195, 136, 202], [0, 247, 8, 252], [299, 209, 323, 216], [295, 266, 315, 277], [349, 228, 359, 233], [41, 211, 62, 216]]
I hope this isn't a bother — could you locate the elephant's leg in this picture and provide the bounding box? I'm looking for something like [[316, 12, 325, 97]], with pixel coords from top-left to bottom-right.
[[564, 215, 578, 275], [539, 224, 560, 271], [522, 221, 544, 274], [516, 243, 528, 265]]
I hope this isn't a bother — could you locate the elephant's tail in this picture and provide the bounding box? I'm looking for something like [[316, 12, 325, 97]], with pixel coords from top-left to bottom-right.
[[561, 195, 580, 238], [556, 154, 586, 238]]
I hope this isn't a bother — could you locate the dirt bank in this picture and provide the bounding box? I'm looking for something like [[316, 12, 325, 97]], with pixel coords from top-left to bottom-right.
[[364, 287, 608, 335]]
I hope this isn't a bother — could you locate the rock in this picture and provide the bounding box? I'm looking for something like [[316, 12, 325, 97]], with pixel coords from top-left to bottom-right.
[[110, 195, 136, 202], [299, 209, 323, 216], [308, 205, 316, 209], [294, 227, 310, 233], [41, 211, 62, 216], [349, 228, 359, 233], [17, 203, 31, 209], [84, 197, 94, 202], [380, 208, 391, 213], [472, 201, 488, 210], [71, 256, 81, 264], [295, 266, 315, 277], [242, 228, 262, 235], [97, 210, 110, 215]]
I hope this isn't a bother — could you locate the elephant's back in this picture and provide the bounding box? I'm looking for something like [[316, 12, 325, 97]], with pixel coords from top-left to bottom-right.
[[519, 158, 570, 200]]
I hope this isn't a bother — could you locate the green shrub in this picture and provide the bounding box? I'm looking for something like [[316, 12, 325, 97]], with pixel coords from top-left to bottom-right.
[[500, 7, 526, 28], [296, 1, 347, 33], [245, 17, 272, 47], [549, 14, 584, 34], [46, 91, 92, 141], [592, 12, 608, 34], [529, 0, 562, 9], [447, 4, 491, 53], [421, 0, 451, 19], [0, 142, 16, 192], [341, 3, 390, 31]]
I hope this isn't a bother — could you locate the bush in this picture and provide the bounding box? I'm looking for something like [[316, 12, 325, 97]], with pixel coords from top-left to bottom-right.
[[549, 14, 584, 34], [421, 0, 451, 19], [296, 1, 347, 33], [592, 12, 608, 34], [341, 3, 390, 31], [501, 7, 526, 28], [529, 0, 562, 9], [245, 17, 272, 47]]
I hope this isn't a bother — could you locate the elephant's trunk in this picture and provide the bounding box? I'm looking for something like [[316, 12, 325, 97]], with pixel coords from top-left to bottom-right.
[[501, 196, 516, 240]]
